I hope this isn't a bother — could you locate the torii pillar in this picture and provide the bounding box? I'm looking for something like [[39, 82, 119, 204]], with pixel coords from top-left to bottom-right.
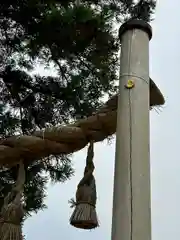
[[111, 20, 152, 240]]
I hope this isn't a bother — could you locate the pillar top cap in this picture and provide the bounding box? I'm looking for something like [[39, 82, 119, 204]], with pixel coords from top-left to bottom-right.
[[119, 19, 152, 40]]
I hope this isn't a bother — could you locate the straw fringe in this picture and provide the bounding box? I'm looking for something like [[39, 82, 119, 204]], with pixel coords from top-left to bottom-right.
[[70, 203, 98, 229], [0, 224, 22, 240], [70, 141, 98, 229]]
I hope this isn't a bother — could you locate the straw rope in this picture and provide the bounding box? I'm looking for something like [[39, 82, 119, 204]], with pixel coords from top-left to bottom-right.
[[0, 81, 164, 167], [69, 141, 98, 229], [0, 160, 25, 240]]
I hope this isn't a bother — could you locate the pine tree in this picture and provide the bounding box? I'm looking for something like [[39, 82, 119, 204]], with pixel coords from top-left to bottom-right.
[[0, 0, 156, 217]]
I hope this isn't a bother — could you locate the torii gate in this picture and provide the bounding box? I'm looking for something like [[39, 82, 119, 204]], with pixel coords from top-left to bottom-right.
[[0, 19, 164, 240], [111, 19, 156, 240]]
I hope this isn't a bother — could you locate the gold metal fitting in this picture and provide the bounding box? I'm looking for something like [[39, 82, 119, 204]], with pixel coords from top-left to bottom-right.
[[125, 80, 135, 89]]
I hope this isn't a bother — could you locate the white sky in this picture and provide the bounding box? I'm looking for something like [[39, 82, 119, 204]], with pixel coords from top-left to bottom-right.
[[24, 1, 179, 239]]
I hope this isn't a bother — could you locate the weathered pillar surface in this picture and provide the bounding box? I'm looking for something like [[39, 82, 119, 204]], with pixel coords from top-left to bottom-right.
[[111, 19, 152, 240]]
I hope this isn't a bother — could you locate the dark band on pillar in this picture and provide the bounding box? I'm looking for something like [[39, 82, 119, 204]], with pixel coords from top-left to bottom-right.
[[119, 19, 152, 41]]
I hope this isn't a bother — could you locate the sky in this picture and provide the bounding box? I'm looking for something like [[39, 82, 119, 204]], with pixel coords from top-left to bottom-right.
[[23, 1, 180, 239]]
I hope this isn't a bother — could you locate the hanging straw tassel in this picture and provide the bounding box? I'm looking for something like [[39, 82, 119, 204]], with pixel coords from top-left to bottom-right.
[[0, 160, 25, 240], [69, 141, 99, 230]]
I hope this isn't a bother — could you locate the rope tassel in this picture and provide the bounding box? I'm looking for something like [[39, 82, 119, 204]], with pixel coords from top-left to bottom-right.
[[0, 160, 25, 240], [69, 141, 99, 230]]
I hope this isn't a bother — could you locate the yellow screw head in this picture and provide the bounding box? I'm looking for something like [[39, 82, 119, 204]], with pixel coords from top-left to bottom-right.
[[125, 80, 134, 89]]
